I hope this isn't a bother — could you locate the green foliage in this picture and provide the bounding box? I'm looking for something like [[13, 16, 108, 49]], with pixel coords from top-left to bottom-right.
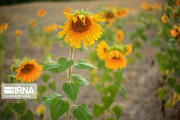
[[38, 85, 47, 95], [42, 74, 50, 83], [50, 98, 70, 120], [168, 77, 176, 88], [20, 110, 34, 120], [174, 84, 180, 94], [58, 57, 74, 73], [75, 59, 97, 69], [73, 104, 93, 120], [72, 74, 89, 86], [112, 105, 123, 119], [63, 81, 80, 102], [12, 101, 26, 115], [49, 80, 56, 91], [93, 104, 104, 118], [158, 88, 169, 99], [1, 103, 14, 119], [42, 93, 61, 106]]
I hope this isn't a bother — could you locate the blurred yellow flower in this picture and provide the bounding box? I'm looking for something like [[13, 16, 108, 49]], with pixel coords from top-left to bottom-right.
[[51, 23, 57, 31], [172, 92, 180, 105], [105, 50, 127, 70], [2, 23, 8, 30], [177, 0, 180, 6], [58, 10, 105, 48], [29, 19, 37, 28], [141, 2, 148, 10], [161, 15, 168, 23], [102, 11, 116, 26], [36, 104, 46, 117], [0, 25, 3, 34], [37, 9, 46, 17], [116, 30, 124, 42], [16, 60, 42, 82], [64, 6, 72, 13], [170, 25, 180, 40], [15, 30, 22, 36], [164, 5, 167, 11], [45, 25, 52, 33], [97, 40, 109, 60], [125, 44, 132, 56]]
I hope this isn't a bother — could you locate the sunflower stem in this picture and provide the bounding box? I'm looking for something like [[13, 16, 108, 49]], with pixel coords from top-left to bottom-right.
[[65, 46, 74, 120]]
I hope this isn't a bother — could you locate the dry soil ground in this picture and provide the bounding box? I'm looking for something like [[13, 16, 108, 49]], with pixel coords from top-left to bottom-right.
[[1, 0, 179, 120]]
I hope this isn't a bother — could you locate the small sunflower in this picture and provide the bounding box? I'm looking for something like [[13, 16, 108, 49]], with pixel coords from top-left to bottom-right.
[[2, 23, 8, 30], [105, 50, 127, 70], [177, 0, 180, 6], [116, 30, 124, 42], [161, 15, 168, 23], [125, 44, 132, 55], [37, 9, 46, 17], [0, 25, 3, 34], [96, 40, 109, 60], [15, 30, 22, 36], [58, 10, 105, 48], [36, 104, 46, 117], [170, 25, 180, 40], [29, 19, 37, 28], [141, 2, 148, 10], [16, 60, 42, 82], [51, 23, 57, 31]]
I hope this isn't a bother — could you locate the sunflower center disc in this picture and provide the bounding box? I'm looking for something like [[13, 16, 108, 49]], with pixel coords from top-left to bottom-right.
[[105, 12, 115, 19], [71, 16, 91, 33], [21, 64, 34, 73]]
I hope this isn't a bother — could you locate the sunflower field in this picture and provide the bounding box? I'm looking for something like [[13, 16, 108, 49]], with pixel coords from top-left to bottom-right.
[[0, 0, 180, 120]]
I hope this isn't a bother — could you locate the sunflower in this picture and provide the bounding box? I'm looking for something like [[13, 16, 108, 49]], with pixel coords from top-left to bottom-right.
[[58, 10, 105, 48], [125, 44, 132, 55], [0, 25, 3, 34], [36, 104, 46, 117], [105, 50, 127, 70], [15, 30, 22, 36], [170, 25, 180, 40], [37, 9, 46, 17], [161, 15, 168, 23], [100, 10, 116, 26], [141, 2, 148, 10], [177, 0, 180, 6], [29, 19, 37, 28], [2, 23, 8, 30], [51, 23, 57, 31], [96, 40, 109, 60], [116, 30, 124, 42], [16, 60, 42, 82]]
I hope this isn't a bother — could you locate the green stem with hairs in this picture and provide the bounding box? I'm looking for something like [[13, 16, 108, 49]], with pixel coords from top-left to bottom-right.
[[65, 46, 74, 120]]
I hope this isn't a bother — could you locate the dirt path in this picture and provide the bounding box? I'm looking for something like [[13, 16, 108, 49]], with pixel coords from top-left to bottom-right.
[[0, 0, 171, 120]]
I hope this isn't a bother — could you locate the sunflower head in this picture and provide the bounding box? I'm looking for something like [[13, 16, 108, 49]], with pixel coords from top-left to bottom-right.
[[125, 44, 132, 55], [105, 49, 127, 70], [36, 104, 46, 117], [15, 58, 42, 83], [2, 23, 8, 30], [58, 10, 105, 48], [97, 40, 109, 60], [37, 9, 46, 17], [116, 30, 124, 42], [51, 23, 57, 31], [177, 0, 180, 6], [170, 25, 180, 40], [45, 25, 52, 33], [141, 2, 148, 10], [15, 30, 22, 36], [29, 19, 37, 28], [161, 15, 169, 23]]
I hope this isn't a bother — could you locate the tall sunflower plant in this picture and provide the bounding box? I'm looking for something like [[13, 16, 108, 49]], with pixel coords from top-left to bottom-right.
[[152, 0, 180, 113], [42, 9, 105, 120], [1, 57, 43, 120], [0, 22, 8, 82]]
